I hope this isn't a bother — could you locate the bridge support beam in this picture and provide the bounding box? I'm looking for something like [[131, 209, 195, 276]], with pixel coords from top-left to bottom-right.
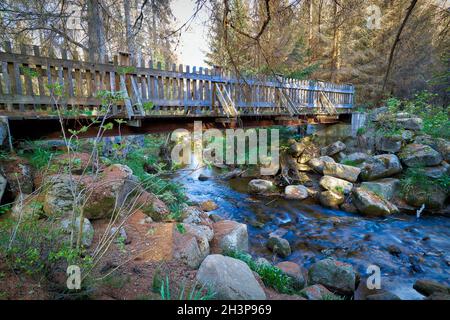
[[7, 114, 352, 142]]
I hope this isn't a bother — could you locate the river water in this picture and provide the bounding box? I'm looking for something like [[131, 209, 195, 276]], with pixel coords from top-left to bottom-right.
[[172, 161, 450, 300]]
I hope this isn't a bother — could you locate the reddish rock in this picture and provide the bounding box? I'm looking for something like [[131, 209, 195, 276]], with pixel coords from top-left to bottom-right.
[[211, 220, 249, 254], [136, 191, 170, 221], [276, 261, 305, 290]]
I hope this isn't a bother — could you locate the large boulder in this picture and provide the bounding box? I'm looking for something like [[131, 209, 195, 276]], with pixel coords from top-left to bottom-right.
[[321, 141, 346, 157], [83, 164, 137, 219], [276, 261, 305, 290], [184, 223, 214, 257], [196, 254, 266, 300], [182, 206, 211, 226], [396, 117, 423, 131], [376, 135, 403, 153], [352, 187, 399, 217], [360, 154, 403, 181], [399, 144, 443, 167], [248, 179, 275, 194], [319, 191, 345, 209], [60, 216, 94, 247], [422, 165, 449, 179], [211, 220, 249, 253], [11, 193, 45, 220], [308, 156, 335, 174], [284, 185, 309, 200], [300, 284, 339, 300], [320, 176, 353, 195], [308, 258, 356, 296], [360, 178, 400, 201], [137, 191, 170, 221], [436, 139, 450, 162], [413, 279, 450, 297], [174, 232, 206, 269], [366, 292, 401, 300], [266, 235, 291, 258], [323, 162, 361, 183], [0, 156, 33, 196], [289, 141, 307, 157], [43, 174, 80, 216]]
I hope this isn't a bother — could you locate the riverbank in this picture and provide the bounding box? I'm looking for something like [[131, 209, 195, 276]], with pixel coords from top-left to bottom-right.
[[0, 98, 449, 300]]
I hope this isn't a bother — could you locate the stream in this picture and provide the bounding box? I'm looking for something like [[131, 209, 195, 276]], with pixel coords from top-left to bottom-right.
[[172, 159, 450, 300]]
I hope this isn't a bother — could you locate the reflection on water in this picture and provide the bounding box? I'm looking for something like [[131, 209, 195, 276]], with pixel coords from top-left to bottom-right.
[[173, 162, 450, 300]]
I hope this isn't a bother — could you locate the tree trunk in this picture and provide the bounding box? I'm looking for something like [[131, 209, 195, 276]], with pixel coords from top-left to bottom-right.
[[308, 0, 313, 63], [87, 0, 107, 62], [382, 0, 418, 91], [330, 1, 341, 82], [124, 0, 137, 64]]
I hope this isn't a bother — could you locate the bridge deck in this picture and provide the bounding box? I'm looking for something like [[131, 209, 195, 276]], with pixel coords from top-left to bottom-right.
[[0, 41, 354, 123]]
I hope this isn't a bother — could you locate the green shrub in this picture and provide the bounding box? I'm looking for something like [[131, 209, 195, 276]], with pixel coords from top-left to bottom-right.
[[400, 167, 449, 197], [160, 275, 215, 300], [0, 217, 91, 277], [225, 250, 296, 294]]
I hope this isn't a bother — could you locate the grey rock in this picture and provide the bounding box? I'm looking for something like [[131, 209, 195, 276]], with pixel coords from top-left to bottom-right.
[[422, 165, 449, 179], [185, 223, 214, 257], [110, 226, 129, 245], [308, 258, 356, 296], [321, 141, 346, 156], [267, 235, 291, 258], [196, 254, 266, 300], [396, 117, 423, 131], [174, 233, 206, 269], [308, 156, 336, 174], [376, 135, 403, 153], [323, 162, 361, 183], [360, 154, 403, 181], [399, 144, 443, 167], [248, 179, 274, 194], [43, 175, 79, 216], [366, 292, 401, 300], [413, 279, 450, 297], [319, 191, 345, 209], [284, 185, 309, 200], [61, 216, 94, 247], [360, 178, 400, 201], [320, 176, 353, 195], [352, 187, 399, 217]]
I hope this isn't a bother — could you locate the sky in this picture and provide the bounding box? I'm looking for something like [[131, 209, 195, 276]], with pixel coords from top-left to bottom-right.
[[172, 0, 210, 67]]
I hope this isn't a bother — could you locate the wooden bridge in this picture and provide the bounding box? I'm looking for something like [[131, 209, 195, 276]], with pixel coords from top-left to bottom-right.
[[0, 42, 354, 138]]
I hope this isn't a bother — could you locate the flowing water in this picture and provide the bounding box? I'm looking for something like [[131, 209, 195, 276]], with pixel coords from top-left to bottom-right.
[[172, 160, 450, 300]]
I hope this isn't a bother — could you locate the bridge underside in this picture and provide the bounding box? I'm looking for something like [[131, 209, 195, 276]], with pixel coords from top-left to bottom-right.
[[8, 111, 352, 141]]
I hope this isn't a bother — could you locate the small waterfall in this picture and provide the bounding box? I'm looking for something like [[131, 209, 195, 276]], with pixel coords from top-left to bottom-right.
[[351, 112, 367, 136]]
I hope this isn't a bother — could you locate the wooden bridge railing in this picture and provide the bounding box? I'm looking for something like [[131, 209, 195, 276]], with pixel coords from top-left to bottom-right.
[[0, 42, 354, 120]]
